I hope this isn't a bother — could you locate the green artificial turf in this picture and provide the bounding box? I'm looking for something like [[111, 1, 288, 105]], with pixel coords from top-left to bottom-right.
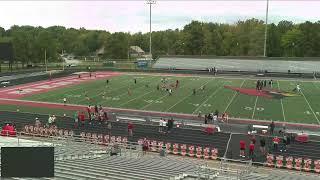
[[21, 74, 320, 125]]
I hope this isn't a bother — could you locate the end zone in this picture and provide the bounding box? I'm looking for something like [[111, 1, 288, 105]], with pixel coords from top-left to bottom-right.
[[0, 71, 121, 99]]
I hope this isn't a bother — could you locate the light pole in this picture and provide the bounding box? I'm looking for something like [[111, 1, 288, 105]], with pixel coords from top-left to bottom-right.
[[263, 0, 269, 57], [44, 49, 47, 72], [146, 0, 156, 59], [291, 42, 295, 57]]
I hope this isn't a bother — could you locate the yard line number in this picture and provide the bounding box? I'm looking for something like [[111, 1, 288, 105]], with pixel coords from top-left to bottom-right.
[[144, 100, 163, 104], [244, 106, 264, 111], [189, 103, 212, 107]]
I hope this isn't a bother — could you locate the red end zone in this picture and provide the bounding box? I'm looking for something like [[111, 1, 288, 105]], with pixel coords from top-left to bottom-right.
[[0, 71, 121, 99]]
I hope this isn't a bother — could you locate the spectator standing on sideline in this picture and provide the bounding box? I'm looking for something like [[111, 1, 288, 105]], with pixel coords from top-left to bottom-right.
[[273, 136, 280, 151], [74, 111, 79, 128], [79, 111, 85, 127], [87, 105, 92, 120], [240, 140, 246, 158], [250, 135, 256, 145], [270, 121, 275, 135], [47, 115, 53, 127], [128, 122, 134, 136], [63, 97, 67, 106], [167, 118, 174, 133], [259, 138, 266, 155], [281, 134, 288, 152], [159, 118, 164, 132], [35, 118, 41, 128], [249, 141, 255, 158], [204, 115, 208, 124], [107, 122, 112, 135]]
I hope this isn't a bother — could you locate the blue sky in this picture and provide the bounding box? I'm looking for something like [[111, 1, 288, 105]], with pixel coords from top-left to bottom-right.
[[0, 1, 319, 33]]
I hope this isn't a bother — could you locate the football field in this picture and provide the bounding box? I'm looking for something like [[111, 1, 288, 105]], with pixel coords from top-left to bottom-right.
[[21, 73, 320, 125]]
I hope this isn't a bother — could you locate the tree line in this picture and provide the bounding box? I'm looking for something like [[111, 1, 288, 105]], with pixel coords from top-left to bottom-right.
[[0, 18, 319, 66]]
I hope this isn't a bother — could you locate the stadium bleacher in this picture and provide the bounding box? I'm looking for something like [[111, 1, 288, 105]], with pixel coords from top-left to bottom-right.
[[153, 57, 320, 73], [1, 110, 320, 179]]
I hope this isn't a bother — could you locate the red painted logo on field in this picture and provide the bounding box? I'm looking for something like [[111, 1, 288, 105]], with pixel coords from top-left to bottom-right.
[[224, 86, 299, 99]]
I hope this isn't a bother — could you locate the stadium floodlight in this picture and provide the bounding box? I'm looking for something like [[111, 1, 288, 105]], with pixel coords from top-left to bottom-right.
[[146, 0, 156, 59], [44, 49, 47, 72], [263, 0, 269, 57]]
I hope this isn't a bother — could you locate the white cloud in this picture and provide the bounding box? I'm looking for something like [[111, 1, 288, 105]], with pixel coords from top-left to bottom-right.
[[0, 1, 318, 33]]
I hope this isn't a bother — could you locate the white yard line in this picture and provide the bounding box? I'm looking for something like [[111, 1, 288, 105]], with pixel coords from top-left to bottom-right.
[[166, 79, 213, 112], [277, 81, 286, 122], [223, 80, 246, 112], [119, 90, 155, 107], [300, 90, 320, 124], [192, 83, 223, 114], [75, 78, 135, 104], [251, 96, 258, 119]]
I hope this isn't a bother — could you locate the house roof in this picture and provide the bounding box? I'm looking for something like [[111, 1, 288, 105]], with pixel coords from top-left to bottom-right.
[[130, 46, 145, 53]]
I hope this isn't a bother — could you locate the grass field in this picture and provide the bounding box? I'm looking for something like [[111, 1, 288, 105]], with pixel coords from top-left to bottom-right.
[[21, 74, 320, 125]]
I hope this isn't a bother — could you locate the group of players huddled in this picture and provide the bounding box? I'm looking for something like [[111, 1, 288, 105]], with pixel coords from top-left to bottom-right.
[[256, 79, 273, 90]]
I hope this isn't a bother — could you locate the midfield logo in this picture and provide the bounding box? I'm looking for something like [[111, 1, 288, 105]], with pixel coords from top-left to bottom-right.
[[224, 85, 299, 99]]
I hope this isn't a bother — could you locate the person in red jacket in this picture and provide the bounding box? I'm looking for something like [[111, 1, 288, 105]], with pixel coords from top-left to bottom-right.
[[240, 140, 246, 158], [249, 141, 255, 158], [273, 136, 280, 151], [128, 122, 134, 136], [79, 111, 86, 127]]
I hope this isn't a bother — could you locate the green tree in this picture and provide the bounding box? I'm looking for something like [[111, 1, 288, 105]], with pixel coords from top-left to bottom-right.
[[281, 28, 303, 57], [267, 23, 281, 57], [183, 21, 205, 55], [0, 27, 5, 37]]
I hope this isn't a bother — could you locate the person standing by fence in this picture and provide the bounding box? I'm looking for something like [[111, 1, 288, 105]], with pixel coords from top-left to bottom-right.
[[128, 122, 134, 136]]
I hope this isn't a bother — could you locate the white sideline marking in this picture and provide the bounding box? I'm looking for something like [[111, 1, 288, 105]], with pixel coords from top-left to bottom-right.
[[251, 96, 258, 119], [192, 82, 223, 114], [277, 81, 286, 122], [300, 90, 320, 124]]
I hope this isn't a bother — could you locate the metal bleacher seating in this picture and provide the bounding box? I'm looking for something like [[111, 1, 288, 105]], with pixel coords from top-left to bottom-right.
[[0, 111, 230, 157]]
